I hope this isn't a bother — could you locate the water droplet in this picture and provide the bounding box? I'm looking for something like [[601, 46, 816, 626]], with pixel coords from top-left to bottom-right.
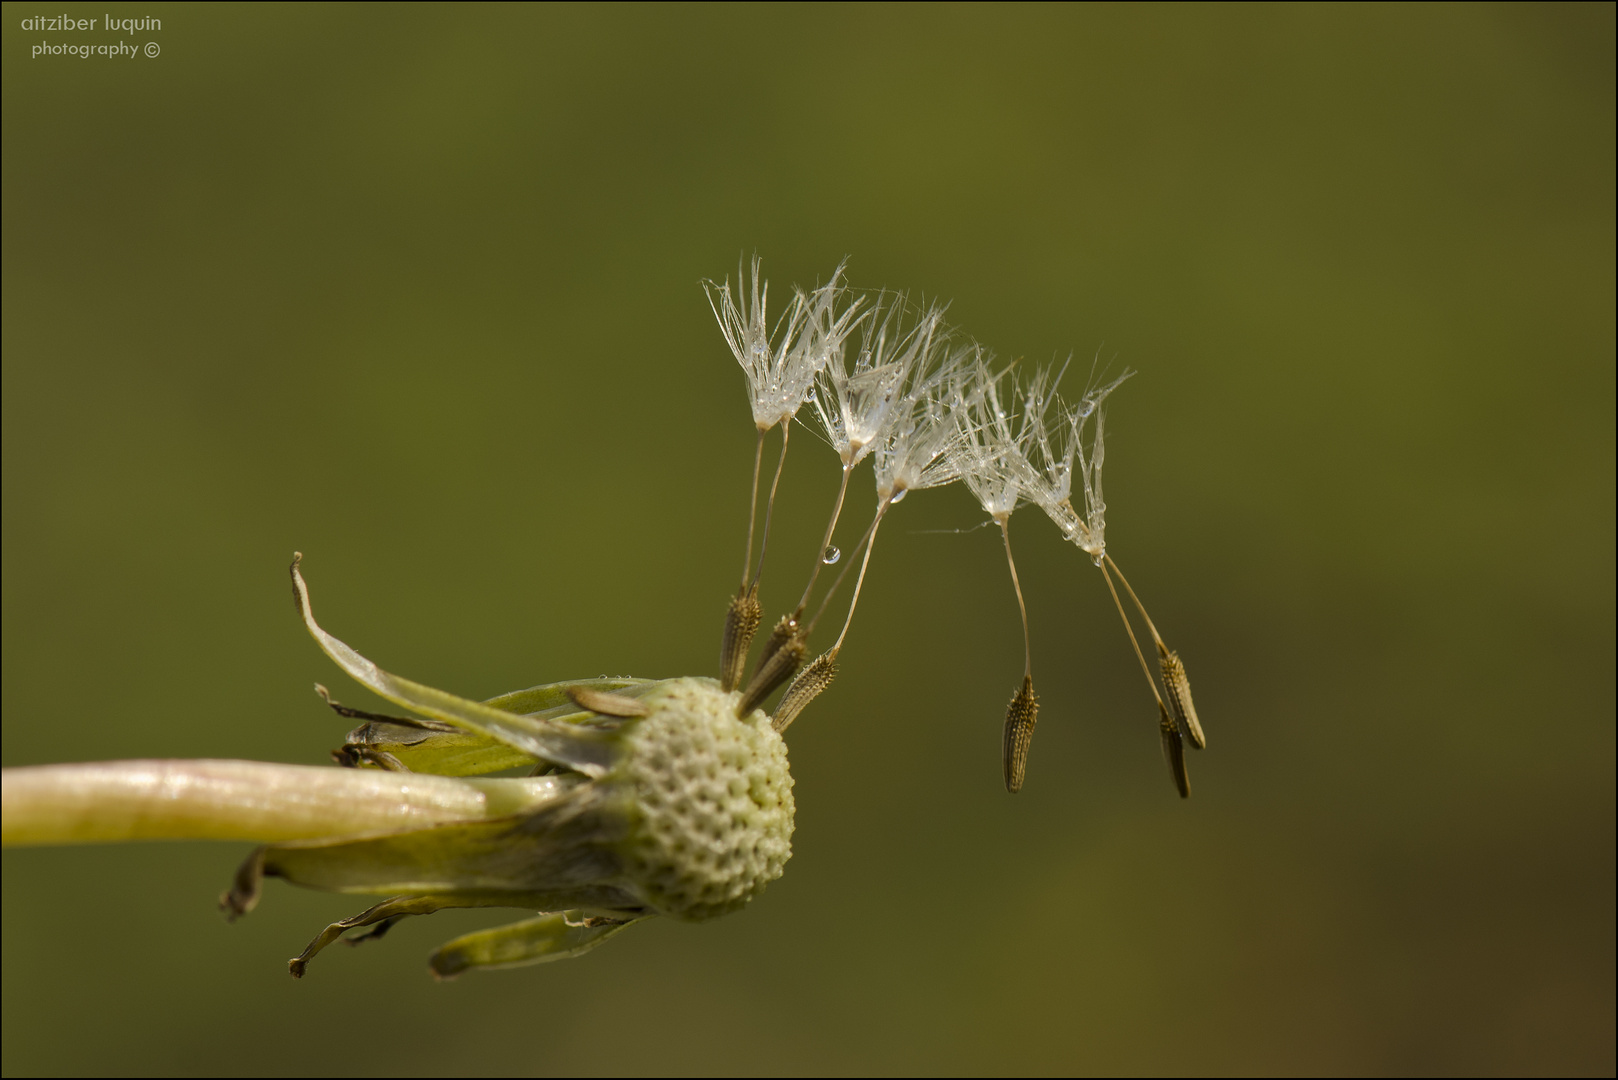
[[889, 488, 908, 504], [821, 545, 841, 565]]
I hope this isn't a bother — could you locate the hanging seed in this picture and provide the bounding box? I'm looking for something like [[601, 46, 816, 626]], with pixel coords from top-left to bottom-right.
[[1002, 675, 1039, 794], [1158, 701, 1190, 799], [1157, 645, 1205, 749]]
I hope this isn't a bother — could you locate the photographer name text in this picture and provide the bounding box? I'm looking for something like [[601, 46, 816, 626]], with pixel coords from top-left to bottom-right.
[[21, 13, 163, 58], [20, 14, 159, 33]]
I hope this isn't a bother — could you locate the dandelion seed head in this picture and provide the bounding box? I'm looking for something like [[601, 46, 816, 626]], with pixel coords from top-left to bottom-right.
[[813, 294, 943, 468], [954, 353, 1044, 522], [872, 341, 972, 502], [705, 257, 853, 430], [1027, 370, 1132, 562]]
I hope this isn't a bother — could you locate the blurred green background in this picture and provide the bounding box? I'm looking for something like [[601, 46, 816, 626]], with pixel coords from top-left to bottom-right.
[[3, 4, 1612, 1075]]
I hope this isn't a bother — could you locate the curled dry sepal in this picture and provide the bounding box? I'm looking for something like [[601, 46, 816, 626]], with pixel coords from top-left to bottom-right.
[[227, 556, 796, 979]]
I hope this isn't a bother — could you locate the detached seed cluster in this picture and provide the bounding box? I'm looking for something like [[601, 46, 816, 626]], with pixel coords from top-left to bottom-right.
[[710, 256, 1208, 798]]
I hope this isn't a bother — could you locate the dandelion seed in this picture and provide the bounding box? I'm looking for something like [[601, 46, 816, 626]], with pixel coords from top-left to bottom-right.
[[1024, 367, 1209, 784], [705, 258, 804, 588], [1106, 555, 1206, 749], [708, 259, 863, 690], [1092, 555, 1188, 794], [952, 355, 1055, 791]]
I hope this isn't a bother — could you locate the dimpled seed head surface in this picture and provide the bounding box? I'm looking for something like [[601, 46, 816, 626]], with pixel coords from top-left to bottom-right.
[[614, 677, 794, 920]]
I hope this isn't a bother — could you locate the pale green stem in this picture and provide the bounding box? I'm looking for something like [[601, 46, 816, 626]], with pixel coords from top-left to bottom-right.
[[2, 760, 572, 847]]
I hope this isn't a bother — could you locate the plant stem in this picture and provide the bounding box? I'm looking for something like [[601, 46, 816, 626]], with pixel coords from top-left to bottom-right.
[[1, 760, 571, 847]]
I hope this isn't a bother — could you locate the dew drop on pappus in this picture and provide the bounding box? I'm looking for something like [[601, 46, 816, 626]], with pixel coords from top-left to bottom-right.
[[821, 545, 841, 565]]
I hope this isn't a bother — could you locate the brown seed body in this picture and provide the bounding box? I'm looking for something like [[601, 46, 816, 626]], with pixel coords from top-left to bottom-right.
[[1002, 676, 1039, 794], [754, 614, 799, 674], [772, 649, 839, 733], [1158, 701, 1190, 799], [737, 636, 805, 717], [720, 589, 762, 692], [1157, 646, 1205, 749]]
